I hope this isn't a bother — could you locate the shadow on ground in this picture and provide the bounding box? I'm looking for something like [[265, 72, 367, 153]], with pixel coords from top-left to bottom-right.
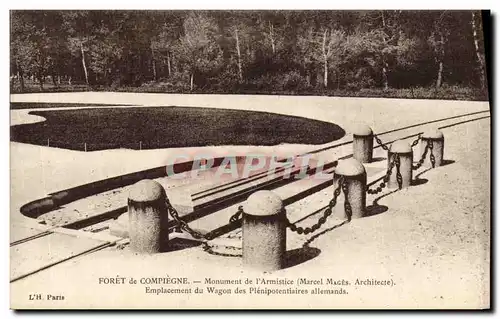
[[365, 188, 399, 217], [442, 159, 455, 166], [411, 177, 428, 186], [283, 246, 321, 269], [371, 157, 387, 163], [165, 237, 202, 253], [300, 219, 350, 248]]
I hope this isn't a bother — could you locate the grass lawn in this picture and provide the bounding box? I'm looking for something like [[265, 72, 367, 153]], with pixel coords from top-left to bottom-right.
[[10, 106, 345, 151]]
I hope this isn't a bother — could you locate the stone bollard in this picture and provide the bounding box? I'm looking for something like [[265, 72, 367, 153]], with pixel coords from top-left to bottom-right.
[[242, 190, 286, 272], [334, 158, 366, 219], [352, 123, 374, 163], [421, 129, 444, 167], [128, 179, 169, 253], [388, 140, 412, 189]]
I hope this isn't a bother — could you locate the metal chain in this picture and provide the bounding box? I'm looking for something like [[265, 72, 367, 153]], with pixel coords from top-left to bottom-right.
[[429, 141, 436, 168], [166, 200, 242, 242], [227, 230, 242, 239], [167, 201, 212, 240], [367, 155, 396, 195], [411, 134, 421, 148], [202, 211, 243, 258], [342, 178, 353, 221], [412, 141, 430, 170], [374, 135, 390, 151], [287, 176, 344, 235], [202, 242, 241, 258], [395, 154, 403, 189], [229, 206, 244, 224]]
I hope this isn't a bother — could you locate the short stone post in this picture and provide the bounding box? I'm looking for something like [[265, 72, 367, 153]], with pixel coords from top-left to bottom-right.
[[388, 140, 412, 189], [421, 129, 444, 167], [334, 158, 366, 219], [352, 124, 374, 163], [242, 190, 286, 272], [128, 179, 169, 253]]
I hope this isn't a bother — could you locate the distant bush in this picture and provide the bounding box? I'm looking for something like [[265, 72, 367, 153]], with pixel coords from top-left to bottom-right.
[[209, 68, 240, 92], [330, 85, 488, 101], [137, 72, 192, 93], [10, 74, 488, 101], [282, 71, 309, 92]]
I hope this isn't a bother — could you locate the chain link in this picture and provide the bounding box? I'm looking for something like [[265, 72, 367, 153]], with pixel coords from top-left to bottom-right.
[[411, 134, 421, 148], [395, 154, 403, 189], [367, 155, 397, 195], [412, 139, 436, 170], [166, 200, 242, 242], [287, 176, 344, 235], [202, 242, 241, 258], [412, 140, 429, 170], [374, 135, 390, 151], [429, 141, 436, 168], [376, 134, 421, 151], [342, 178, 353, 221], [229, 206, 244, 224]]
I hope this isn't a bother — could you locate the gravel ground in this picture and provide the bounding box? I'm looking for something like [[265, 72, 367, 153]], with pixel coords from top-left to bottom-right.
[[11, 117, 490, 309]]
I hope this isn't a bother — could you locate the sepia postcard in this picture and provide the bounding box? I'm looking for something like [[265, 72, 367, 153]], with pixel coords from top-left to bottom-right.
[[9, 9, 491, 309]]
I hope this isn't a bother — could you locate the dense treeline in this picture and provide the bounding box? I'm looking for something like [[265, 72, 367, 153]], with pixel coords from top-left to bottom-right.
[[10, 10, 488, 99]]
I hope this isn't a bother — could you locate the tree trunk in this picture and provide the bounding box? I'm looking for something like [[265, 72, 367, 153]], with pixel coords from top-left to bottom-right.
[[17, 62, 24, 92], [167, 53, 172, 77], [436, 32, 445, 89], [436, 60, 443, 89], [269, 22, 276, 54], [235, 29, 243, 83], [322, 30, 328, 88], [246, 42, 252, 59], [190, 73, 194, 91], [152, 59, 157, 81], [151, 44, 157, 82], [51, 74, 57, 87], [38, 73, 44, 91], [380, 12, 392, 91], [382, 64, 389, 90], [80, 42, 89, 85], [323, 59, 328, 88], [471, 11, 487, 90]]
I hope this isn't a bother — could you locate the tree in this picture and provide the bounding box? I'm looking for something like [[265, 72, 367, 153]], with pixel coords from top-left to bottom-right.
[[10, 11, 66, 91], [223, 13, 256, 84], [344, 11, 418, 90], [297, 17, 347, 89], [10, 11, 31, 92], [427, 11, 451, 89], [63, 11, 93, 85], [175, 12, 223, 91], [471, 11, 487, 90], [150, 13, 185, 80]]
